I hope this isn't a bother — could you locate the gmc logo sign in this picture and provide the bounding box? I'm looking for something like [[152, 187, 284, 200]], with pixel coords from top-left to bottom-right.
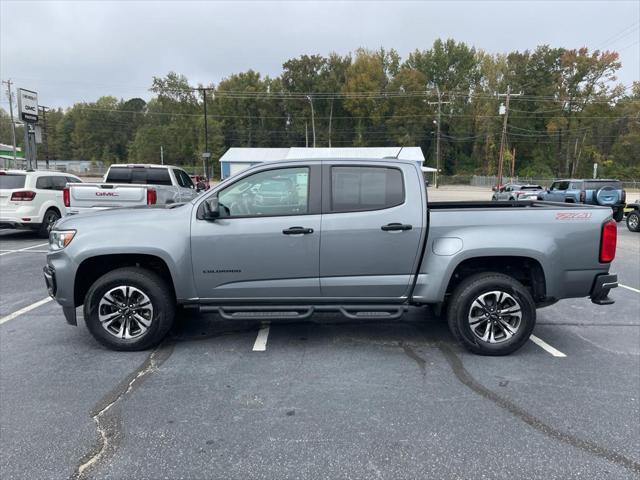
[[96, 192, 119, 197]]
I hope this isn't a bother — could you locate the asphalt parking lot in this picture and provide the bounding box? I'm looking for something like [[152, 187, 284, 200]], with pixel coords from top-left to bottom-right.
[[1, 222, 639, 480]]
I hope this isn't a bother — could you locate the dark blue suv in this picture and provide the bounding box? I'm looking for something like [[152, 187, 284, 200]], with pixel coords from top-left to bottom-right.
[[538, 179, 626, 222]]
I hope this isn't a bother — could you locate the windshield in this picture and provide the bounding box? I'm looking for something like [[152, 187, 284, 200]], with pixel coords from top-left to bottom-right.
[[0, 174, 26, 189]]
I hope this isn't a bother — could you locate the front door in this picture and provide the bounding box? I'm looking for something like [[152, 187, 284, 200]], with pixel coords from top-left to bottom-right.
[[191, 164, 321, 300], [546, 181, 570, 202], [319, 163, 426, 299]]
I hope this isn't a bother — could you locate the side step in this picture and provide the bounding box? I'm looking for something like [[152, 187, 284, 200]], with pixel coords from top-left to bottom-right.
[[199, 305, 408, 321]]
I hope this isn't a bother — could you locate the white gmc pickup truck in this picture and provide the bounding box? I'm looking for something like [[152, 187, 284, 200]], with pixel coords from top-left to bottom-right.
[[65, 164, 203, 214]]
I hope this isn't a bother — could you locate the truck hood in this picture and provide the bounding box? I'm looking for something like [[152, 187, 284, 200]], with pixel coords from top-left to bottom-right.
[[55, 203, 189, 230]]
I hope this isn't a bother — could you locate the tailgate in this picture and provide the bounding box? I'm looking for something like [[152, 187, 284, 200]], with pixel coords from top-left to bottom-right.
[[68, 183, 147, 208]]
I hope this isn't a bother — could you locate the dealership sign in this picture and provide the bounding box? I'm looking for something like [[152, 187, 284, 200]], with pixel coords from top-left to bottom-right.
[[18, 88, 38, 123]]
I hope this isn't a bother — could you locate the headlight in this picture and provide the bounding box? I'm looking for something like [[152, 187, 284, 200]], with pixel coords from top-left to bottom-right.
[[49, 230, 76, 251]]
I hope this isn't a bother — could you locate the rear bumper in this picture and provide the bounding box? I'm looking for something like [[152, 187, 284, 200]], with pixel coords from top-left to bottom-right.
[[590, 273, 617, 305]]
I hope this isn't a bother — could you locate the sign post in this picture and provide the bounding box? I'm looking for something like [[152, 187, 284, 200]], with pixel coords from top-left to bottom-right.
[[17, 88, 38, 170]]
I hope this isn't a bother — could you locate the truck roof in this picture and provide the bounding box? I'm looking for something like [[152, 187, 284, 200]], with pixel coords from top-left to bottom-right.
[[109, 164, 182, 169]]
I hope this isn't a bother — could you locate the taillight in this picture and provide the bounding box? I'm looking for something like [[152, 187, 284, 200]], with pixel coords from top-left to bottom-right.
[[10, 190, 36, 201], [146, 188, 157, 205], [579, 190, 586, 203], [63, 187, 70, 207], [599, 220, 617, 263]]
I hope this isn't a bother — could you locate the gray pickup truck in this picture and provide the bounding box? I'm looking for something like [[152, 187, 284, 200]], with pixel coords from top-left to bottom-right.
[[44, 158, 618, 355]]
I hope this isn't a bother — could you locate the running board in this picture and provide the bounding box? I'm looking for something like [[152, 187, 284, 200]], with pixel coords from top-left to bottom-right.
[[199, 305, 407, 321]]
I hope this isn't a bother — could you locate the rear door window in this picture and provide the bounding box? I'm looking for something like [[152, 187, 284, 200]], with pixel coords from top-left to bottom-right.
[[585, 181, 622, 190], [174, 169, 194, 188], [35, 176, 54, 190], [0, 174, 26, 189], [51, 176, 68, 191], [330, 166, 404, 212]]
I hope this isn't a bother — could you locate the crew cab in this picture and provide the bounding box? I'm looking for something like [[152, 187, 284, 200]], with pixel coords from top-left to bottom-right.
[[537, 179, 626, 222], [44, 158, 618, 355], [65, 164, 202, 214]]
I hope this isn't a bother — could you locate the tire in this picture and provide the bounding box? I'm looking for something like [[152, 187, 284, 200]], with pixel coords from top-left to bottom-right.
[[38, 209, 60, 238], [627, 212, 640, 232], [613, 208, 624, 223], [594, 186, 620, 206], [83, 267, 175, 351], [447, 272, 536, 356]]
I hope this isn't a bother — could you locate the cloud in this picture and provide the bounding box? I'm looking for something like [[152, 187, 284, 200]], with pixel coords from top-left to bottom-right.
[[1, 0, 638, 108]]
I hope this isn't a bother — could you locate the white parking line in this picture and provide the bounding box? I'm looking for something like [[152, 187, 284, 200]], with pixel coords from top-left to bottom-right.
[[252, 324, 271, 351], [0, 249, 49, 254], [0, 297, 53, 325], [0, 242, 48, 257], [530, 334, 567, 358], [619, 284, 640, 294]]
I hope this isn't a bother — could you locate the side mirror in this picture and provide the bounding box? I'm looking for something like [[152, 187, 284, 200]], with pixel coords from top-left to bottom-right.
[[202, 196, 220, 220], [196, 181, 206, 192], [492, 186, 497, 192]]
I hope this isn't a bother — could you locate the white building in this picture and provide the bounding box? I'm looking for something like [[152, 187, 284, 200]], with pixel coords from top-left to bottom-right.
[[218, 147, 429, 179]]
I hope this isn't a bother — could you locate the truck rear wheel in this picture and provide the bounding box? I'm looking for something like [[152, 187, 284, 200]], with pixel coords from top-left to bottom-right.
[[83, 267, 175, 351], [447, 273, 536, 356]]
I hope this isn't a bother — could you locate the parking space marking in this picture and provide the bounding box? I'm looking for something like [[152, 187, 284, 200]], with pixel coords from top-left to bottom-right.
[[0, 249, 49, 254], [619, 284, 640, 294], [0, 297, 53, 325], [0, 242, 48, 257], [530, 334, 567, 358], [252, 324, 271, 351]]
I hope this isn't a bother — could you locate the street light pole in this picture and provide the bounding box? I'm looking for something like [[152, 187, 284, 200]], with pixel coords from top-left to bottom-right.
[[306, 95, 316, 148]]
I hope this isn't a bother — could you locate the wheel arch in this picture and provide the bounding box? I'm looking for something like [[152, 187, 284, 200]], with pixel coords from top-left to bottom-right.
[[74, 253, 176, 307], [444, 255, 547, 304]]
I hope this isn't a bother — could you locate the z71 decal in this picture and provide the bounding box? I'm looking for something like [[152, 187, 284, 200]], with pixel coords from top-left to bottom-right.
[[555, 212, 593, 220]]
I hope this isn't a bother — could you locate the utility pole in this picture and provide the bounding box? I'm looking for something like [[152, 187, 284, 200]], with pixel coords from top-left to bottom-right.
[[39, 106, 50, 169], [511, 147, 516, 182], [199, 87, 212, 178], [426, 85, 451, 189], [305, 121, 309, 148], [496, 85, 523, 187], [328, 99, 333, 148], [2, 80, 18, 167], [306, 95, 316, 148]]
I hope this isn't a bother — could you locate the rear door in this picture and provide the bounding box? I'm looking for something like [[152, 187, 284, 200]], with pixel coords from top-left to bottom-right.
[[319, 162, 425, 299], [173, 168, 198, 202], [191, 164, 322, 300]]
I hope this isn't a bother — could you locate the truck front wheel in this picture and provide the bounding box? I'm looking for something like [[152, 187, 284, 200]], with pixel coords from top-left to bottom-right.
[[83, 267, 175, 351], [447, 273, 536, 355]]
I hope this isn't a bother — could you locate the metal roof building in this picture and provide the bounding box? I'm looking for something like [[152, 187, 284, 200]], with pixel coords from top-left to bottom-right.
[[218, 147, 427, 179]]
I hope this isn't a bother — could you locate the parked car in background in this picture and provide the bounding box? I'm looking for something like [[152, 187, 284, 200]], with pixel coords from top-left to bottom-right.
[[0, 170, 82, 237], [626, 201, 639, 232], [491, 184, 544, 201], [190, 175, 210, 191], [537, 179, 626, 222], [65, 164, 203, 215], [45, 158, 618, 356]]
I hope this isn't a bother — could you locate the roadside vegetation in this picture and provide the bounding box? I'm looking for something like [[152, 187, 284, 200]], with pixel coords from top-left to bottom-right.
[[1, 39, 638, 179]]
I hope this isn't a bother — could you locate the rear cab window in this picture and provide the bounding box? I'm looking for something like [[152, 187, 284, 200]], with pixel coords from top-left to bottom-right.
[[330, 166, 404, 212], [0, 174, 26, 189], [105, 167, 132, 183], [105, 167, 172, 185]]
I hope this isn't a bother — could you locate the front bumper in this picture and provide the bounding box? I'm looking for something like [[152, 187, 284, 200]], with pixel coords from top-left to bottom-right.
[[43, 258, 78, 325], [590, 273, 617, 305]]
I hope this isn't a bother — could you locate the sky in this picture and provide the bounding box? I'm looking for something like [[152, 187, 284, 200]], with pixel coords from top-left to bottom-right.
[[1, 0, 639, 109]]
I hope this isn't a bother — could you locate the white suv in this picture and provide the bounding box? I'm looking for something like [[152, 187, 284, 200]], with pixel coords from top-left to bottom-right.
[[0, 170, 82, 237]]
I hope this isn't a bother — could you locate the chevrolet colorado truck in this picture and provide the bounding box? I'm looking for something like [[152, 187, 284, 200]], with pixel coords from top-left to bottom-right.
[[64, 164, 203, 214], [44, 158, 618, 355]]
